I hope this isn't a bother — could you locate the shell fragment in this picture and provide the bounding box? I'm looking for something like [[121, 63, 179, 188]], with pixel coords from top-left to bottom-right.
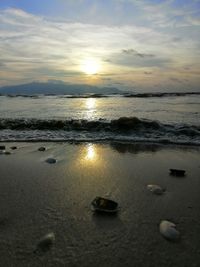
[[159, 220, 180, 241]]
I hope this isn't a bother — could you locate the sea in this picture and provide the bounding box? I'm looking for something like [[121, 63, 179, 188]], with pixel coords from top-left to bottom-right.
[[0, 93, 200, 145]]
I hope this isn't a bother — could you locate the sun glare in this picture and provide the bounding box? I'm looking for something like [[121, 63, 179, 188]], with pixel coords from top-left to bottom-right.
[[85, 144, 96, 160], [81, 59, 101, 75], [86, 98, 96, 109]]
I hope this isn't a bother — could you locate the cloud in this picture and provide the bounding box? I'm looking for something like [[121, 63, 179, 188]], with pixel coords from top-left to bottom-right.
[[144, 71, 152, 75], [122, 49, 154, 58], [0, 7, 199, 91]]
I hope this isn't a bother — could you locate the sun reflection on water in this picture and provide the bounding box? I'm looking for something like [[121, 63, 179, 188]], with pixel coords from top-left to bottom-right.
[[85, 98, 96, 119], [86, 98, 96, 109]]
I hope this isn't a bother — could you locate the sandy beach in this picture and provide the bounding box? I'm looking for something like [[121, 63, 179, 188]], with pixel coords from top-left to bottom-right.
[[0, 142, 200, 267]]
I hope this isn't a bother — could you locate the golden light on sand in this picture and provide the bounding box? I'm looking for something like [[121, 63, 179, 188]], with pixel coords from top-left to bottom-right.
[[85, 144, 96, 161], [81, 59, 101, 75]]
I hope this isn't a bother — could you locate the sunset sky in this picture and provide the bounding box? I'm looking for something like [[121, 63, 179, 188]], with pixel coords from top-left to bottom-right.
[[0, 0, 200, 91]]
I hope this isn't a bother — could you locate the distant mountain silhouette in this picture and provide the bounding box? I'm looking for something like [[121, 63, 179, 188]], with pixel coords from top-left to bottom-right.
[[0, 81, 122, 95]]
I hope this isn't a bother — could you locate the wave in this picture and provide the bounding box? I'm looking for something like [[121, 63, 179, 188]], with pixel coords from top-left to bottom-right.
[[0, 117, 200, 145], [123, 92, 200, 98], [1, 92, 200, 98]]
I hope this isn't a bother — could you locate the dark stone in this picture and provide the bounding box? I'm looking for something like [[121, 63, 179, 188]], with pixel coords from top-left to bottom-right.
[[46, 158, 56, 164], [38, 147, 46, 151]]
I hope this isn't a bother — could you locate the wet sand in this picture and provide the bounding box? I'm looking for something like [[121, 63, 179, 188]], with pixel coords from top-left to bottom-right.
[[0, 142, 200, 267]]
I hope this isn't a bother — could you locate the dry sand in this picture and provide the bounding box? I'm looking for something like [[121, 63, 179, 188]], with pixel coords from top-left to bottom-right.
[[0, 142, 200, 267]]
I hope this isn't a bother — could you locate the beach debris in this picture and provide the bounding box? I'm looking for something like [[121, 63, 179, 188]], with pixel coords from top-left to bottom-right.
[[91, 196, 119, 213], [46, 158, 56, 164], [0, 145, 5, 150], [35, 232, 55, 252], [10, 146, 17, 150], [170, 169, 185, 177], [147, 184, 165, 195], [38, 146, 46, 151], [159, 220, 180, 241]]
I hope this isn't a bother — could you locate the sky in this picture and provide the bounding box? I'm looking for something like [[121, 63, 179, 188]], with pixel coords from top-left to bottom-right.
[[0, 0, 200, 91]]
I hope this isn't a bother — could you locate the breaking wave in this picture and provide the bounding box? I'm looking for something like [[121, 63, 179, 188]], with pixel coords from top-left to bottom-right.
[[0, 117, 200, 145], [1, 92, 200, 98], [123, 92, 200, 98]]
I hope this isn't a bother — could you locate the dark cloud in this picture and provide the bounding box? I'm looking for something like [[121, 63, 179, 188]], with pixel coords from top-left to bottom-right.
[[111, 51, 170, 68], [170, 77, 182, 83], [172, 37, 182, 42], [122, 49, 155, 58], [144, 71, 152, 75]]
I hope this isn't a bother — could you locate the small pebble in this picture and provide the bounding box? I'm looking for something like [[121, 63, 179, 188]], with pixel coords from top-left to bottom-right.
[[147, 184, 165, 195], [46, 158, 56, 164], [38, 147, 46, 151], [0, 145, 6, 150], [159, 220, 180, 241]]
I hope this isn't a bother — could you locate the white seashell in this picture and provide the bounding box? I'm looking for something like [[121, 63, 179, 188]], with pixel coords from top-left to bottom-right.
[[159, 220, 180, 241], [147, 184, 164, 195], [46, 158, 56, 164], [37, 232, 55, 251]]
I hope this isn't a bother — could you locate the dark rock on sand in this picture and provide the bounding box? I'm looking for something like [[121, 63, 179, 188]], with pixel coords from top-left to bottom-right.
[[38, 147, 46, 151], [46, 158, 56, 164], [170, 169, 185, 177], [0, 145, 6, 150]]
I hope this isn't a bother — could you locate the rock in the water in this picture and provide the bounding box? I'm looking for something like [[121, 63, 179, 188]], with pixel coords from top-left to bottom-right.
[[4, 151, 11, 155], [0, 150, 11, 155], [147, 184, 165, 195], [36, 232, 55, 252], [0, 145, 6, 150], [10, 146, 17, 150], [38, 147, 46, 151], [159, 220, 180, 241], [46, 158, 56, 164]]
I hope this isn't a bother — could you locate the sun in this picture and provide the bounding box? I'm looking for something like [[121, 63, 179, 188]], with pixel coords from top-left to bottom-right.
[[81, 59, 101, 75]]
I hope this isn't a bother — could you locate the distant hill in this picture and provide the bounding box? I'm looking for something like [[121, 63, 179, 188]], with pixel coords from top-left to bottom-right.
[[0, 81, 122, 95]]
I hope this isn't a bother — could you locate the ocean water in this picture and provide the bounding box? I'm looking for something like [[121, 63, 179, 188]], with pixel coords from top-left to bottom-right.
[[0, 94, 200, 144]]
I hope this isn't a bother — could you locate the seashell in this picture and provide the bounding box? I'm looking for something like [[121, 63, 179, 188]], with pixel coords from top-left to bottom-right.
[[36, 232, 55, 252], [46, 158, 56, 164], [147, 184, 165, 195], [159, 220, 180, 241]]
